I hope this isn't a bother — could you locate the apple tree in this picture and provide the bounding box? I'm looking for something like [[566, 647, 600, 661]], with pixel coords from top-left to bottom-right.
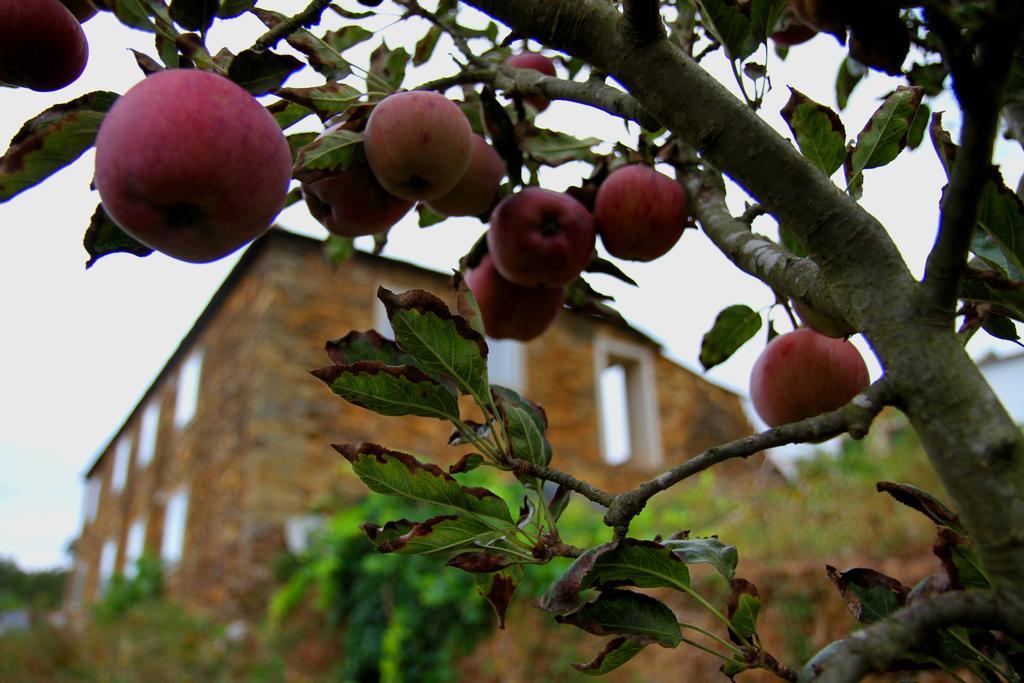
[[3, 0, 1024, 680]]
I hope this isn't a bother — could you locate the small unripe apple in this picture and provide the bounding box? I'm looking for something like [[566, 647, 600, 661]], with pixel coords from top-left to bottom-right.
[[363, 91, 473, 201], [95, 69, 293, 263], [426, 135, 505, 217], [594, 164, 688, 262], [792, 300, 855, 339], [59, 0, 97, 22], [466, 255, 565, 341], [487, 187, 596, 288], [504, 52, 557, 113], [0, 0, 88, 91], [749, 328, 869, 427]]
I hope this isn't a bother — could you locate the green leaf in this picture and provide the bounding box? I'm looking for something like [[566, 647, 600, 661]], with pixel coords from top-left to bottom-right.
[[982, 314, 1021, 343], [325, 330, 414, 367], [826, 565, 907, 624], [573, 637, 647, 675], [520, 128, 600, 166], [779, 225, 809, 257], [493, 386, 552, 468], [253, 8, 352, 81], [169, 0, 219, 33], [217, 0, 254, 18], [277, 82, 365, 121], [582, 539, 691, 591], [109, 0, 155, 31], [334, 443, 513, 524], [378, 288, 491, 404], [780, 88, 847, 176], [362, 515, 503, 556], [286, 132, 317, 162], [845, 85, 925, 198], [83, 204, 153, 268], [727, 579, 760, 641], [368, 43, 409, 91], [750, 0, 788, 43], [875, 482, 965, 535], [293, 129, 363, 175], [906, 62, 949, 97], [556, 589, 682, 647], [906, 102, 930, 150], [323, 234, 355, 266], [835, 56, 866, 111], [697, 0, 759, 61], [413, 25, 444, 66], [663, 537, 739, 580], [950, 544, 991, 589], [699, 305, 762, 370], [268, 101, 314, 130], [324, 25, 374, 53], [312, 362, 461, 421], [227, 48, 304, 96], [417, 204, 446, 228], [0, 91, 119, 203], [476, 564, 521, 628]]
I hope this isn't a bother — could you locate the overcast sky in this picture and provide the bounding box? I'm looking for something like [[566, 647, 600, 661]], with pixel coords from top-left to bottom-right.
[[1, 2, 1021, 570]]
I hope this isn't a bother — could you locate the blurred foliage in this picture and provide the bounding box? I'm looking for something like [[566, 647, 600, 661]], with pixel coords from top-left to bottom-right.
[[0, 558, 67, 612]]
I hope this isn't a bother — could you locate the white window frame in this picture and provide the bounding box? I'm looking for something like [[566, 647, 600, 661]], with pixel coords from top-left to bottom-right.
[[486, 337, 527, 393], [124, 517, 147, 578], [83, 477, 101, 524], [161, 487, 190, 567], [137, 401, 160, 467], [99, 539, 118, 594], [174, 350, 204, 429], [593, 334, 663, 467], [111, 435, 133, 492]]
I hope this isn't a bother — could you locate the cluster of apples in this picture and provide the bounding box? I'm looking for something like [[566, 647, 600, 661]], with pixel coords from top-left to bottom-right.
[[0, 0, 94, 91], [749, 302, 868, 428], [302, 90, 506, 239]]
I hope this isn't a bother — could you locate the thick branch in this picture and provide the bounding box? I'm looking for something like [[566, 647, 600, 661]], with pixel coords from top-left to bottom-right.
[[816, 591, 1024, 683], [603, 378, 896, 529], [253, 0, 332, 51], [921, 1, 1024, 316], [681, 167, 848, 325], [621, 0, 665, 47]]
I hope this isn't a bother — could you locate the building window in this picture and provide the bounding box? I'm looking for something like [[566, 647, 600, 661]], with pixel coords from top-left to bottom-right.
[[373, 287, 395, 339], [124, 518, 147, 578], [593, 335, 663, 467], [99, 539, 117, 594], [83, 477, 101, 524], [137, 401, 160, 467], [174, 350, 204, 429], [284, 515, 326, 554], [162, 488, 189, 567], [111, 435, 133, 492], [487, 338, 526, 392]]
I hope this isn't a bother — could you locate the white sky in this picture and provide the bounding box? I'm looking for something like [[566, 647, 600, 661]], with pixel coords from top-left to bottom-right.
[[0, 2, 1021, 570]]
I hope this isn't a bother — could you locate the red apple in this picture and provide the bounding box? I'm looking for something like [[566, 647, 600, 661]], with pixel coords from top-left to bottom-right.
[[504, 52, 557, 113], [594, 164, 689, 262], [363, 91, 473, 201], [59, 0, 97, 22], [466, 255, 565, 341], [95, 69, 293, 263], [486, 187, 596, 288], [302, 125, 413, 237], [426, 135, 505, 217], [792, 299, 855, 339], [0, 0, 88, 92], [749, 328, 869, 427]]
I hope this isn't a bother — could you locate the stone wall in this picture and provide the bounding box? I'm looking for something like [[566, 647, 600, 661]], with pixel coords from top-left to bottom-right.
[[69, 231, 759, 622]]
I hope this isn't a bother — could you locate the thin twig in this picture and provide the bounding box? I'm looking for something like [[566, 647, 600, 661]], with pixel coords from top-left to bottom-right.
[[253, 0, 333, 51], [602, 377, 897, 529], [393, 0, 483, 67]]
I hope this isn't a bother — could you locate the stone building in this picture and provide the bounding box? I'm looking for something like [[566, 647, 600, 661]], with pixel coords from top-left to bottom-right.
[[65, 228, 754, 621]]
